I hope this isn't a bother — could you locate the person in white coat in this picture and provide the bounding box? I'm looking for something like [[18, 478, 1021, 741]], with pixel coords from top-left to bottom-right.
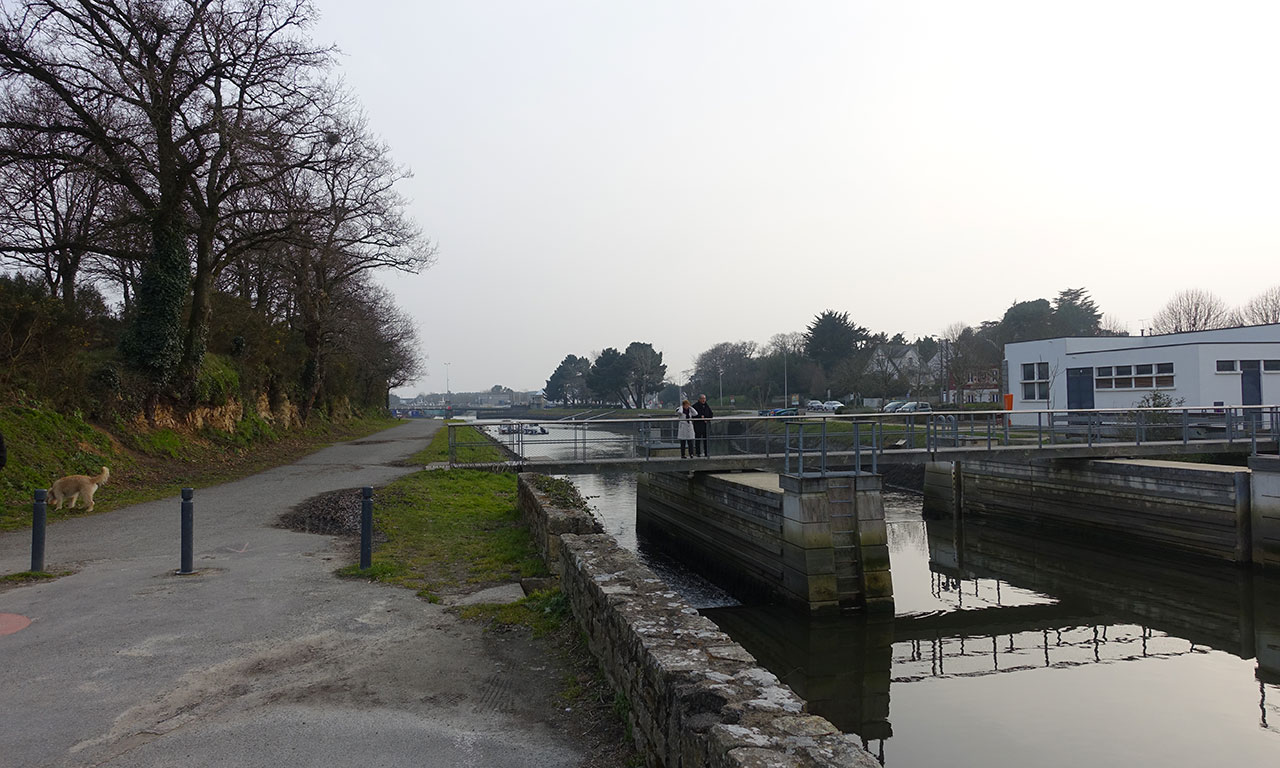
[[676, 399, 697, 458]]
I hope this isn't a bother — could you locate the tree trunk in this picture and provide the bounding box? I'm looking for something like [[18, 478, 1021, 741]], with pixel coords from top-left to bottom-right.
[[121, 209, 189, 389]]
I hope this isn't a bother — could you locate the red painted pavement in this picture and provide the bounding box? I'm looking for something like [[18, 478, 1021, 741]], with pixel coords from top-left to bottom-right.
[[0, 613, 32, 636]]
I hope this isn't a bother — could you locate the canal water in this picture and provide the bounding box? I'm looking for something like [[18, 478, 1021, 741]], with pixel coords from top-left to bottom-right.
[[495, 421, 1280, 766]]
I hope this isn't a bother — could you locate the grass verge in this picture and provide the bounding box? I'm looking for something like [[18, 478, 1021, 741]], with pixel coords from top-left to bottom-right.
[[337, 468, 545, 602], [407, 420, 508, 465]]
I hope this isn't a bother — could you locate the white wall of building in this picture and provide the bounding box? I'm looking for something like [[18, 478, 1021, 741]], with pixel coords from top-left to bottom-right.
[[1004, 324, 1280, 422]]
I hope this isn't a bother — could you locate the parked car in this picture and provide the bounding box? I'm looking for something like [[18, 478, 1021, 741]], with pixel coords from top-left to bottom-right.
[[823, 400, 844, 412], [899, 401, 932, 413], [882, 400, 906, 412], [806, 400, 825, 411], [770, 407, 798, 416]]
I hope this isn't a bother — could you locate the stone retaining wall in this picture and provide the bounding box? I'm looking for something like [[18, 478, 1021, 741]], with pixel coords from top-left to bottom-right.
[[515, 472, 603, 575], [514, 474, 878, 768]]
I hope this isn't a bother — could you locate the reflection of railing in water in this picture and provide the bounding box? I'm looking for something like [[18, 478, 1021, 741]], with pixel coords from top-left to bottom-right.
[[1262, 680, 1280, 734], [894, 624, 1194, 682]]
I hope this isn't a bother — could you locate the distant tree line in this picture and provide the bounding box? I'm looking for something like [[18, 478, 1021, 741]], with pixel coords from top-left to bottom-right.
[[541, 287, 1280, 412], [0, 0, 432, 421], [1149, 286, 1280, 334], [544, 342, 667, 407]]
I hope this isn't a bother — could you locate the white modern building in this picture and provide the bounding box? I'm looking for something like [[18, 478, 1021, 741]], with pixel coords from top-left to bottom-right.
[[1004, 324, 1280, 418]]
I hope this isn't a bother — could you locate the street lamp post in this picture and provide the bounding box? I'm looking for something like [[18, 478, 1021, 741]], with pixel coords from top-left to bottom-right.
[[444, 362, 451, 404], [719, 369, 724, 407], [783, 348, 789, 407]]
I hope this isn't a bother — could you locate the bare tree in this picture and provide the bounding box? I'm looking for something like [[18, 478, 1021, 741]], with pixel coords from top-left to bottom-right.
[[1238, 286, 1280, 326], [180, 0, 334, 376], [277, 109, 434, 421], [1150, 289, 1233, 334], [0, 0, 339, 394]]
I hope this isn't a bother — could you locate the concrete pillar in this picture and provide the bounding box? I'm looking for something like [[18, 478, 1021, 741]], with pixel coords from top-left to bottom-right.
[[922, 461, 956, 519], [779, 472, 894, 613], [1249, 456, 1280, 568]]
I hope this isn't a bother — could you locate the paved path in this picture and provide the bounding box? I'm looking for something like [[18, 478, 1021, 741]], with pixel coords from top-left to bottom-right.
[[0, 419, 582, 768]]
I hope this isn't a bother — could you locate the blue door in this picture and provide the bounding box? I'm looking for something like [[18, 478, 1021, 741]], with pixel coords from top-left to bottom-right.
[[1067, 367, 1094, 409], [1241, 360, 1262, 406]]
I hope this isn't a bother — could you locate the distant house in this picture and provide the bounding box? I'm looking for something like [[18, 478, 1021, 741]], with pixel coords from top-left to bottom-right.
[[1004, 324, 1280, 419], [866, 343, 936, 396]]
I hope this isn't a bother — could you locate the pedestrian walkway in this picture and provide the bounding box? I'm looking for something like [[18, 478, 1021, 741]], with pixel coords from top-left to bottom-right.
[[0, 419, 582, 768]]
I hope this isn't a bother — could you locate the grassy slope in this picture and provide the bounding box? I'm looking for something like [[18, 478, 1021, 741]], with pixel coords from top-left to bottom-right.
[[0, 399, 397, 532]]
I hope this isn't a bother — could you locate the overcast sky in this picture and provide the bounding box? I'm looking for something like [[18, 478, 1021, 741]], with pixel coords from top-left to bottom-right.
[[312, 1, 1280, 395]]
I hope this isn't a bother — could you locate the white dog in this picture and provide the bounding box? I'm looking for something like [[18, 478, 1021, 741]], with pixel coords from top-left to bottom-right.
[[49, 466, 110, 512]]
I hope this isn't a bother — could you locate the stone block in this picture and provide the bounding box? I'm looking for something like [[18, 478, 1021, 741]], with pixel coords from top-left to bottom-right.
[[781, 516, 832, 549], [781, 541, 835, 574], [781, 493, 834, 524], [859, 545, 891, 572], [861, 569, 894, 601], [779, 563, 839, 604], [855, 523, 887, 549]]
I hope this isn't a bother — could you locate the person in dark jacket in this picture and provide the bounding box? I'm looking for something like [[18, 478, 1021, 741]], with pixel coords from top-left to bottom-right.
[[692, 394, 714, 457]]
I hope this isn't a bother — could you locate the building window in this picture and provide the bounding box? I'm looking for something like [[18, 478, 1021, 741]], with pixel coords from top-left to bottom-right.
[[1266, 360, 1280, 372], [1217, 360, 1237, 372], [1093, 362, 1174, 391], [1020, 362, 1049, 401]]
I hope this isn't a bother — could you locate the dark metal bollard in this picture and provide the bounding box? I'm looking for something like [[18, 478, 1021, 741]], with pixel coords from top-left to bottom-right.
[[178, 488, 195, 575], [31, 489, 47, 573], [360, 487, 373, 569]]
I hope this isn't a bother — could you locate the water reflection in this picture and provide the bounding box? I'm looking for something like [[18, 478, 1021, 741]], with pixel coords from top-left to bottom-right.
[[704, 493, 1280, 767]]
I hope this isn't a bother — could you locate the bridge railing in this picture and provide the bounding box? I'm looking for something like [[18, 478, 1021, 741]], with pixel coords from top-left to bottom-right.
[[445, 404, 1280, 470]]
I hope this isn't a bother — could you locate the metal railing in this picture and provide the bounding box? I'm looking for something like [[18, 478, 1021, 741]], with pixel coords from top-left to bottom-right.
[[446, 404, 1280, 473]]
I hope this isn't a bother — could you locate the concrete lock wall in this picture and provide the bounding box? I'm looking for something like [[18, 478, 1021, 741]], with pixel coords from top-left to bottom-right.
[[514, 473, 881, 768], [636, 471, 892, 613], [927, 458, 1254, 563], [1249, 456, 1280, 568]]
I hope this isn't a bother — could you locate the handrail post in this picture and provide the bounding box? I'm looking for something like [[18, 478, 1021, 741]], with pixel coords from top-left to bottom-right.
[[798, 422, 805, 475], [855, 421, 861, 472], [1182, 409, 1189, 445], [820, 418, 828, 476], [1251, 407, 1258, 455], [872, 420, 879, 475], [784, 421, 792, 474], [448, 423, 456, 466]]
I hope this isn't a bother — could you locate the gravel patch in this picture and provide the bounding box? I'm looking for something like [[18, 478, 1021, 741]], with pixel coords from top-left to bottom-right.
[[277, 487, 376, 537]]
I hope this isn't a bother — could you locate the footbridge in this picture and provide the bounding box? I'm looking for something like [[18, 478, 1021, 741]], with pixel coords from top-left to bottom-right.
[[447, 405, 1280, 475]]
